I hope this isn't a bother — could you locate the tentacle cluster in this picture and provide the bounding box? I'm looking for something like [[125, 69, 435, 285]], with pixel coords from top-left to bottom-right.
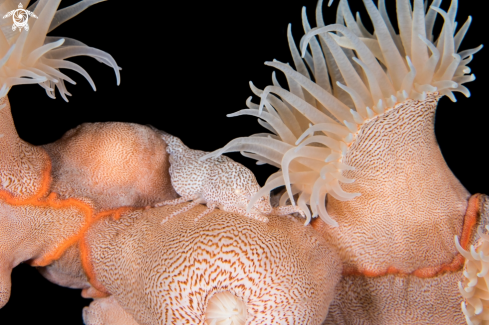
[[201, 0, 480, 226], [456, 228, 489, 325], [0, 0, 120, 100], [205, 291, 247, 325]]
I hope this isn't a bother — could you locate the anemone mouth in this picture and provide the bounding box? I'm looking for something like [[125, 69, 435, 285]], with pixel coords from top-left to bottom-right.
[[205, 291, 248, 325], [201, 0, 480, 227], [0, 0, 120, 101]]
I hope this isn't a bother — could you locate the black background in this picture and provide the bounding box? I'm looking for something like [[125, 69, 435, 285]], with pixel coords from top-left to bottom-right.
[[0, 0, 487, 323]]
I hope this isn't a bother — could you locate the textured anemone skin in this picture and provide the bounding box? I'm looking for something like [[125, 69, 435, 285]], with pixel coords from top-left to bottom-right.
[[42, 121, 178, 211], [32, 121, 177, 305], [308, 94, 479, 324], [82, 296, 139, 325], [323, 93, 470, 272], [322, 194, 487, 324], [0, 95, 176, 320], [0, 97, 50, 199], [324, 272, 466, 324], [0, 93, 342, 323], [85, 206, 342, 324]]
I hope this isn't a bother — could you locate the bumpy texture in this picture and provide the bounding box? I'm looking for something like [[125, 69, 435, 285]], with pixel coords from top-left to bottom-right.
[[456, 196, 489, 325], [85, 205, 342, 324], [0, 97, 50, 199], [43, 122, 177, 211], [325, 93, 470, 273], [203, 0, 480, 228], [0, 108, 178, 316], [307, 94, 474, 324], [0, 0, 486, 324], [324, 272, 466, 324], [322, 195, 486, 325], [0, 96, 343, 324], [82, 296, 139, 325], [156, 132, 304, 223]]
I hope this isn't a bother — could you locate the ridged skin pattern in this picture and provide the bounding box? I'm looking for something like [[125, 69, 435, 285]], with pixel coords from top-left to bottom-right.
[[324, 272, 465, 324], [0, 0, 484, 323], [43, 122, 177, 211], [0, 97, 53, 307], [325, 93, 470, 271], [0, 116, 178, 320], [312, 94, 473, 324], [0, 106, 343, 324], [85, 205, 342, 325], [82, 296, 139, 325], [456, 196, 489, 324], [0, 97, 50, 199], [324, 195, 487, 325], [37, 122, 180, 323], [0, 203, 86, 308], [155, 132, 304, 223]]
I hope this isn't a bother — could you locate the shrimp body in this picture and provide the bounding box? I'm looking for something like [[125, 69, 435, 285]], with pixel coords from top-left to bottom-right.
[[155, 132, 304, 223]]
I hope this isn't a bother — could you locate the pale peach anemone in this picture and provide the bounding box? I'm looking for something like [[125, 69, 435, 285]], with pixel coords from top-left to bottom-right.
[[0, 0, 120, 101], [201, 0, 481, 227], [457, 228, 489, 325]]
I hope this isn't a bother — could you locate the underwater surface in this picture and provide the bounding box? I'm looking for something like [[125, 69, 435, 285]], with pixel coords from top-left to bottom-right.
[[0, 0, 487, 323]]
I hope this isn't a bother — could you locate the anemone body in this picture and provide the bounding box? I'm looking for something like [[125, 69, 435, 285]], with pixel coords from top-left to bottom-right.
[[0, 93, 342, 323], [86, 203, 341, 324], [320, 93, 469, 273], [204, 0, 485, 323], [205, 0, 480, 227], [456, 199, 489, 325], [310, 93, 482, 324], [0, 0, 486, 323], [0, 0, 342, 323], [82, 296, 140, 325]]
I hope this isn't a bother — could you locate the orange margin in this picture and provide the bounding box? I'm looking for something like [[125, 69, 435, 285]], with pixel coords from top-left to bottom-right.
[[1, 156, 482, 287], [341, 194, 481, 278], [0, 157, 136, 295]]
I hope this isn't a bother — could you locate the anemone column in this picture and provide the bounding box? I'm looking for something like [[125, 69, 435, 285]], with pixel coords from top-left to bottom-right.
[[322, 94, 470, 274], [312, 94, 479, 324], [0, 96, 50, 199], [203, 0, 484, 323], [0, 96, 51, 308]]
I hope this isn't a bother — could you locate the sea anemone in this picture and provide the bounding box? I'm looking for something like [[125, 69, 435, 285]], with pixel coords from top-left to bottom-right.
[[205, 291, 248, 325], [200, 0, 481, 227], [0, 0, 120, 101], [456, 228, 489, 325]]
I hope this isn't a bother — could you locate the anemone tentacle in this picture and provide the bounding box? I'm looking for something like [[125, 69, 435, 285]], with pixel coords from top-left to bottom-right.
[[201, 0, 480, 226], [0, 0, 119, 100], [456, 226, 489, 325]]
